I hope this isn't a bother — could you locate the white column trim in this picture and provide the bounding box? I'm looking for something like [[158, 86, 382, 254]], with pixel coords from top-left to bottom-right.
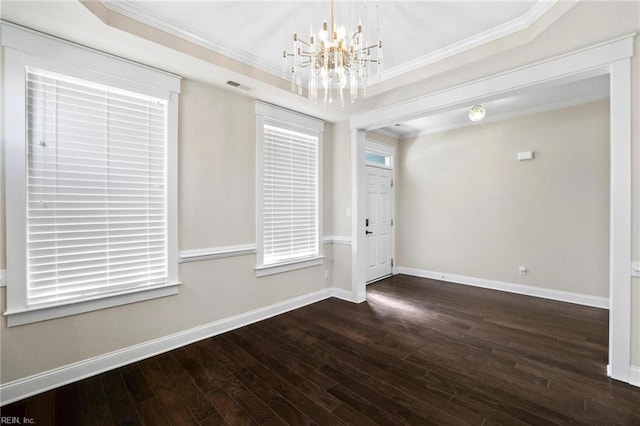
[[351, 128, 367, 303], [608, 57, 632, 383]]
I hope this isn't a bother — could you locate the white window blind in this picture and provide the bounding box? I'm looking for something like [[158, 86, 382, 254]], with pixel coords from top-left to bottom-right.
[[262, 123, 319, 265], [25, 67, 169, 308]]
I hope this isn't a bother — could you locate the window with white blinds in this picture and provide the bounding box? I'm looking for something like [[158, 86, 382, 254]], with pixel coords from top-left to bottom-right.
[[24, 68, 169, 308], [3, 24, 180, 326], [262, 124, 319, 264], [256, 102, 323, 275]]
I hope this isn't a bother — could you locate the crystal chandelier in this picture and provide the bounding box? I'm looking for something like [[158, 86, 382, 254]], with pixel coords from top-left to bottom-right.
[[283, 0, 383, 106]]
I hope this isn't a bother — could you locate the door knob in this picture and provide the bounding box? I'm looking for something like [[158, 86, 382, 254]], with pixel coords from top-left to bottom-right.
[[366, 230, 373, 235]]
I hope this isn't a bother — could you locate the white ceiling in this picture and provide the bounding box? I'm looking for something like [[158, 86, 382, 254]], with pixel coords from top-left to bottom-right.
[[1, 0, 603, 135], [103, 0, 550, 82], [382, 74, 610, 138]]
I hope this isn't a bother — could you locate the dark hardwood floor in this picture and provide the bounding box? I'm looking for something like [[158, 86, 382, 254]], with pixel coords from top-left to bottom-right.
[[3, 274, 640, 425]]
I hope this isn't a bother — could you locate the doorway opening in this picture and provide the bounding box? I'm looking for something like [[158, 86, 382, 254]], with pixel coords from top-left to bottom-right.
[[349, 35, 633, 385]]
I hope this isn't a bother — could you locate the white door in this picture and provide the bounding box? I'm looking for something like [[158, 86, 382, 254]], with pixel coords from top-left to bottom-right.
[[366, 166, 393, 282]]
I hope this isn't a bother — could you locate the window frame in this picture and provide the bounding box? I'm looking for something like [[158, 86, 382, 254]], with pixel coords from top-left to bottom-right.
[[2, 23, 181, 326], [255, 101, 324, 277]]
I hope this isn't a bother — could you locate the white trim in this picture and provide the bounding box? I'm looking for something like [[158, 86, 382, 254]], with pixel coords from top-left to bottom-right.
[[365, 139, 397, 284], [0, 287, 346, 406], [255, 101, 323, 132], [632, 261, 640, 278], [323, 235, 352, 246], [404, 92, 609, 139], [397, 267, 609, 309], [608, 57, 633, 382], [99, 0, 555, 85], [0, 270, 6, 287], [350, 34, 635, 386], [0, 22, 181, 94], [5, 285, 180, 328], [630, 365, 640, 387], [255, 256, 325, 278], [100, 0, 282, 78], [352, 33, 634, 130], [179, 244, 257, 263], [255, 101, 324, 277], [365, 140, 396, 156], [179, 239, 351, 262], [381, 1, 557, 80], [329, 287, 360, 303], [2, 24, 182, 326], [351, 129, 368, 303]]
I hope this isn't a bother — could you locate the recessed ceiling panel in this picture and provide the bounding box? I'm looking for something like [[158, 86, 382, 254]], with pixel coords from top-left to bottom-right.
[[103, 1, 544, 82]]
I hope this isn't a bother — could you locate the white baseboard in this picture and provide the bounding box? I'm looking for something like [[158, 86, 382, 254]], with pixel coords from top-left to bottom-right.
[[0, 286, 355, 406], [330, 287, 359, 302], [396, 267, 609, 309]]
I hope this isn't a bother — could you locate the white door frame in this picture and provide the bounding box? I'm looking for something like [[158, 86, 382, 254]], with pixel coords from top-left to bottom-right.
[[365, 140, 397, 282], [349, 35, 635, 385]]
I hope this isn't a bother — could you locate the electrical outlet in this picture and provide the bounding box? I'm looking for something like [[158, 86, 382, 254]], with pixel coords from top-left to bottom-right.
[[324, 270, 330, 279], [519, 266, 527, 276]]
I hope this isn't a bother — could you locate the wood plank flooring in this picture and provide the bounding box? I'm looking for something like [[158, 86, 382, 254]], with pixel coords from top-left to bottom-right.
[[2, 274, 639, 425]]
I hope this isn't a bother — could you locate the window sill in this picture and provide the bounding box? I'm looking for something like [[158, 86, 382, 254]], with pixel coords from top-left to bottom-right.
[[4, 282, 180, 327], [256, 256, 325, 277]]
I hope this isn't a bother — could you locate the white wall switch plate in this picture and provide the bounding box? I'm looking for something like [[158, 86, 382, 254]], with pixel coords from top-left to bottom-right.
[[517, 151, 534, 161]]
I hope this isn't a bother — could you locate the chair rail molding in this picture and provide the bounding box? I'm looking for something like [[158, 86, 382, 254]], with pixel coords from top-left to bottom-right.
[[179, 244, 256, 263]]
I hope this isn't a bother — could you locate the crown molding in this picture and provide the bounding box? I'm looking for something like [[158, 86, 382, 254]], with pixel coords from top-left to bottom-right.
[[99, 0, 282, 78], [401, 91, 609, 139], [99, 0, 557, 86], [381, 0, 558, 81]]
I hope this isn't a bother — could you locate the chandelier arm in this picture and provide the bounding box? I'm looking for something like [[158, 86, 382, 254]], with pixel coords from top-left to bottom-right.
[[283, 0, 382, 105]]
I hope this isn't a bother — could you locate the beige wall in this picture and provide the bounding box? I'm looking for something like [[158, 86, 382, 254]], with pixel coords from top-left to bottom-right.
[[1, 0, 638, 383], [0, 79, 334, 384], [366, 131, 401, 149], [372, 0, 638, 366], [398, 101, 610, 298]]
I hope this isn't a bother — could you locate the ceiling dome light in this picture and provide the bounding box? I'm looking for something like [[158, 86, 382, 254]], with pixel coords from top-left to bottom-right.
[[469, 104, 486, 122]]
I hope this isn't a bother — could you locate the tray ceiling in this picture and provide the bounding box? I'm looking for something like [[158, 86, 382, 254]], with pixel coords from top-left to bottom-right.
[[102, 0, 553, 83]]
